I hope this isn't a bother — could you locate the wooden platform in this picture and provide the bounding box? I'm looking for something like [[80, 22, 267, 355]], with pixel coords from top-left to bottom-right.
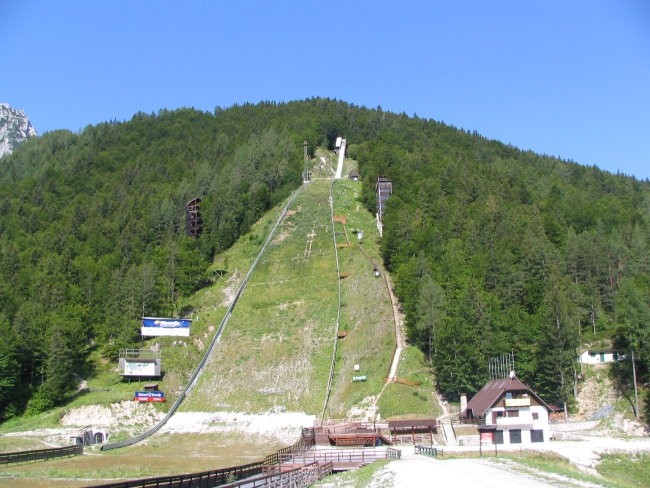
[[329, 433, 381, 447], [278, 447, 397, 471]]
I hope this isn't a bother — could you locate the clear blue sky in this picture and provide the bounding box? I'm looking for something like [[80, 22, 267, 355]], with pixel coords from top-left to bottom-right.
[[2, 1, 649, 179]]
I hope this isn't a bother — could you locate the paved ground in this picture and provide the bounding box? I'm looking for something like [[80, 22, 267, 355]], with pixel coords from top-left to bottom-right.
[[368, 437, 650, 488], [373, 455, 586, 488]]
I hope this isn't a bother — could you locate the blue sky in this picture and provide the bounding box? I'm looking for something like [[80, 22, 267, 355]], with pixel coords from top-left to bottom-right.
[[2, 1, 649, 179]]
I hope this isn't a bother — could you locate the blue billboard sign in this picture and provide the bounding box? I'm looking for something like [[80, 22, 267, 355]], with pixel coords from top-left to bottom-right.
[[141, 317, 192, 337], [134, 390, 166, 402]]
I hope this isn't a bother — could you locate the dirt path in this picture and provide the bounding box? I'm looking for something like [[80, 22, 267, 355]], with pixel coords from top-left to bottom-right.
[[373, 272, 407, 409]]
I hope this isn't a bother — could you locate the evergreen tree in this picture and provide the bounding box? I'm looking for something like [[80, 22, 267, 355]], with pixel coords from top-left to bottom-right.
[[536, 272, 580, 411]]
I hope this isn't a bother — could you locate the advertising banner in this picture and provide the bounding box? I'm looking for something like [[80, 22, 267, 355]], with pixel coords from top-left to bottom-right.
[[141, 317, 192, 337], [123, 360, 157, 377], [134, 391, 166, 402]]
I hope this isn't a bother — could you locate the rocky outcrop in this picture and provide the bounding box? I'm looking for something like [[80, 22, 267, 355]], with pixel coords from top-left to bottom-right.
[[0, 102, 37, 158]]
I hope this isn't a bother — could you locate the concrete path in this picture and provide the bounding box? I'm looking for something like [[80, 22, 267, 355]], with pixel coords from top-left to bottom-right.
[[334, 138, 345, 179]]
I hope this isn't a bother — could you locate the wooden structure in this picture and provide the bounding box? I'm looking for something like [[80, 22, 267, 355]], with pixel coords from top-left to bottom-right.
[[390, 377, 422, 387], [277, 448, 400, 472], [316, 422, 392, 447], [333, 214, 351, 248], [303, 140, 312, 183], [375, 177, 393, 222], [388, 419, 437, 445], [185, 197, 203, 237]]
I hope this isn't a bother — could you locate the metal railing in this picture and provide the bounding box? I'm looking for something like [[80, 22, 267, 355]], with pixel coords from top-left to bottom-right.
[[414, 445, 444, 457]]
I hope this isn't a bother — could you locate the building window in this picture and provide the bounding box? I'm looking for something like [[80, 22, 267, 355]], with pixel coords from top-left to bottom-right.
[[492, 410, 504, 423], [509, 429, 522, 444], [532, 412, 539, 420], [531, 430, 544, 443], [506, 410, 519, 417], [493, 430, 504, 444]]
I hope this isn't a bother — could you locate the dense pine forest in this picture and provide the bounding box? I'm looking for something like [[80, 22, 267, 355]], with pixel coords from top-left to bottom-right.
[[0, 99, 648, 421]]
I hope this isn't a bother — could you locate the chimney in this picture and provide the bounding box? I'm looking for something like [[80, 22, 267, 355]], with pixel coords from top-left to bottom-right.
[[460, 393, 467, 417]]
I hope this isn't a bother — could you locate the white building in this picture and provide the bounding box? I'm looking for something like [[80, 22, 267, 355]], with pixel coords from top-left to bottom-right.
[[463, 376, 552, 445], [579, 349, 622, 365]]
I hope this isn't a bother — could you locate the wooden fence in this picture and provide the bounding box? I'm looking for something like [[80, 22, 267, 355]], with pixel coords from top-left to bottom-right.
[[90, 461, 266, 488], [220, 462, 333, 488], [90, 427, 317, 488], [0, 444, 83, 465]]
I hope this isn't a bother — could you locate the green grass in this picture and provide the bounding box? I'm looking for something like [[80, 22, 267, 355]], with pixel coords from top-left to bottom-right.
[[311, 459, 391, 487], [441, 449, 650, 488], [0, 436, 50, 453], [0, 432, 286, 487], [441, 450, 609, 486], [377, 346, 441, 419], [597, 452, 650, 488], [183, 179, 341, 413]]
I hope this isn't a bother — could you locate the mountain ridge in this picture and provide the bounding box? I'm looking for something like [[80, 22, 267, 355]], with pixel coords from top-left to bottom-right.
[[0, 99, 647, 425]]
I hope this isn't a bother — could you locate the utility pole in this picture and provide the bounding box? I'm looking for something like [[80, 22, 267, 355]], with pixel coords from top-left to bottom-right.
[[631, 347, 640, 421]]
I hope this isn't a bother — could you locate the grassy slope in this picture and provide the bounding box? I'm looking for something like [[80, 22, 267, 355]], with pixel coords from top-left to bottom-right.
[[0, 150, 443, 485], [183, 151, 440, 418], [0, 150, 440, 433], [184, 177, 340, 413]]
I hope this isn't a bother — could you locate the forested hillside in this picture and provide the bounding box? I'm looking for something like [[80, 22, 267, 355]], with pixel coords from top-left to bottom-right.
[[352, 115, 650, 410], [0, 99, 648, 421]]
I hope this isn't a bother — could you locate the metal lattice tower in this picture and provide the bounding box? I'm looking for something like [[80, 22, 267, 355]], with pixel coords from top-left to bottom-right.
[[303, 140, 311, 182], [488, 352, 515, 380]]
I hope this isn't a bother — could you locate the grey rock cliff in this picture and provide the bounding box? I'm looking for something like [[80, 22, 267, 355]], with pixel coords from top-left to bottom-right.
[[0, 103, 38, 158]]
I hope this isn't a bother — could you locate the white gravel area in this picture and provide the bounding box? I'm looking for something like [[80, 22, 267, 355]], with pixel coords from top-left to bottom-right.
[[160, 411, 316, 445], [532, 434, 650, 470], [60, 401, 164, 427]]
